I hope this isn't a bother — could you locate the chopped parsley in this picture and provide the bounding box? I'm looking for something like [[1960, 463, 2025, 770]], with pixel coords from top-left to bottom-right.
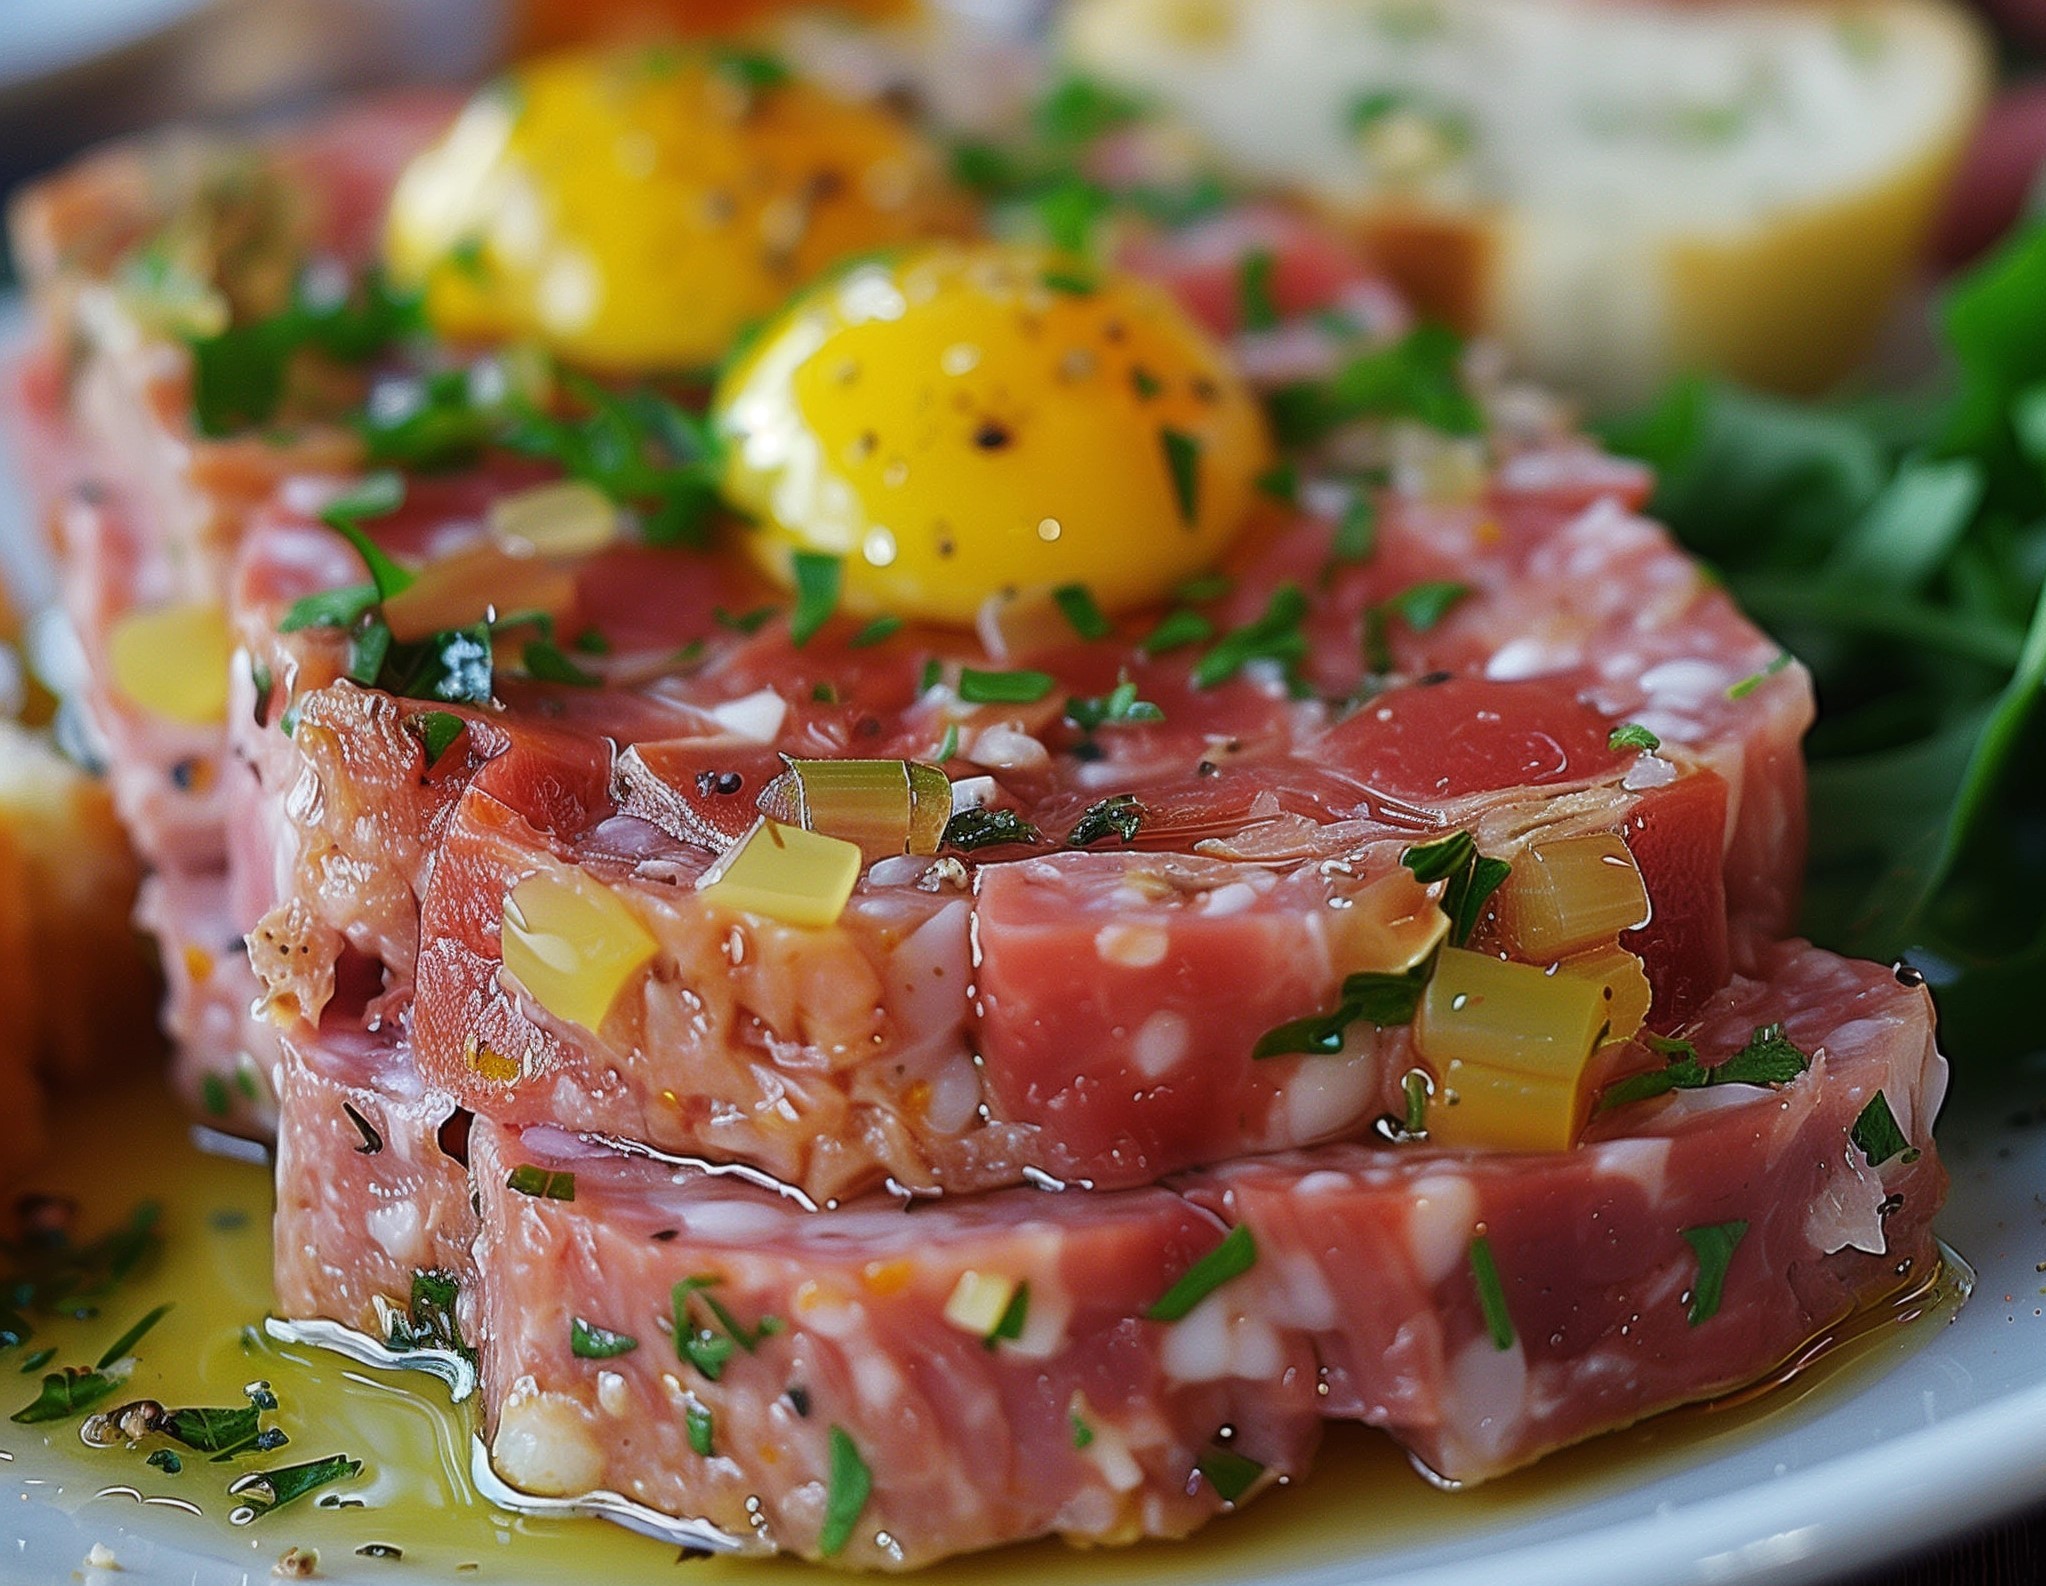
[[790, 552, 843, 648], [1066, 678, 1164, 734], [1143, 608, 1215, 654], [686, 1401, 715, 1457], [985, 1283, 1030, 1350], [1146, 1226, 1256, 1323], [1368, 580, 1470, 673], [1070, 1410, 1095, 1449], [570, 1318, 639, 1359], [1334, 495, 1377, 563], [1256, 461, 1299, 505], [1052, 583, 1113, 641], [1851, 1091, 1920, 1166], [1681, 1220, 1749, 1326], [941, 807, 1040, 852], [957, 667, 1055, 705], [1197, 1446, 1265, 1504], [504, 1165, 576, 1201], [708, 44, 791, 92], [1067, 794, 1144, 847], [1402, 1069, 1430, 1135], [408, 710, 466, 768], [12, 1359, 133, 1424], [147, 1449, 182, 1475], [1268, 322, 1484, 445], [161, 1401, 263, 1456], [1193, 584, 1310, 690], [1609, 722, 1661, 752], [383, 1271, 471, 1362], [1237, 249, 1281, 332], [849, 615, 903, 649], [818, 1426, 873, 1558], [1162, 428, 1202, 526], [521, 640, 600, 687], [1727, 653, 1793, 700], [319, 473, 412, 599], [229, 1452, 362, 1519], [716, 605, 779, 635], [1400, 830, 1509, 947], [1251, 958, 1434, 1059], [1468, 1235, 1515, 1350], [671, 1276, 783, 1383], [1599, 1024, 1812, 1110]]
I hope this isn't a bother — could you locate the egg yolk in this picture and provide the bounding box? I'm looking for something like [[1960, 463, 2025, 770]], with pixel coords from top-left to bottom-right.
[[712, 242, 1273, 624], [383, 45, 968, 373]]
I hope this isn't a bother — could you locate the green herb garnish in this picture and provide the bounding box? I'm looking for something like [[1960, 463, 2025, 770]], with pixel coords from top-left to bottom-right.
[[229, 1452, 362, 1519], [1400, 830, 1509, 947], [1053, 583, 1113, 641], [1238, 250, 1280, 332], [941, 807, 1040, 851], [1609, 722, 1661, 752], [504, 1166, 576, 1201], [819, 1426, 873, 1558], [1599, 1024, 1812, 1110], [1067, 794, 1144, 847], [1681, 1220, 1748, 1325], [957, 667, 1054, 705], [1851, 1091, 1920, 1166], [985, 1283, 1029, 1350], [1162, 428, 1202, 525], [790, 552, 843, 648], [570, 1318, 639, 1359], [1468, 1235, 1514, 1350], [1146, 1226, 1257, 1323], [1197, 1447, 1265, 1504]]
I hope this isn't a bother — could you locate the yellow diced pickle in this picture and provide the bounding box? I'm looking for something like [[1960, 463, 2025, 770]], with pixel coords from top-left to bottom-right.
[[1416, 947, 1608, 1151], [488, 480, 621, 559], [1493, 832, 1651, 960], [381, 542, 580, 642], [697, 817, 862, 928], [1326, 867, 1451, 975], [108, 602, 235, 726], [1554, 942, 1654, 1044], [942, 1270, 1017, 1337], [501, 867, 658, 1034], [756, 759, 951, 860]]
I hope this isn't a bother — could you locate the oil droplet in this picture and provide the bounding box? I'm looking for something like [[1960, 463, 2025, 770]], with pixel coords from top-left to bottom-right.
[[941, 343, 980, 377], [881, 460, 910, 489], [1037, 518, 1063, 543], [863, 527, 900, 567]]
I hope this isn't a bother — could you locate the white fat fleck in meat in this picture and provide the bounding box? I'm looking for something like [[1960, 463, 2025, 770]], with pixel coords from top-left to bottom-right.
[[1638, 658, 1733, 709], [1620, 752, 1679, 791], [1484, 637, 1562, 681], [964, 724, 1049, 772], [709, 688, 788, 742], [673, 1198, 794, 1245], [1406, 1176, 1480, 1287], [1200, 881, 1259, 918], [595, 1370, 631, 1418], [851, 1343, 909, 1412], [1130, 1011, 1191, 1080], [1807, 1143, 1888, 1256], [364, 1199, 423, 1263], [1442, 1333, 1530, 1471], [1267, 1247, 1341, 1331], [1096, 922, 1169, 968], [1592, 1137, 1671, 1204], [491, 1390, 606, 1497], [1279, 1051, 1379, 1145], [792, 1280, 866, 1338], [1159, 1292, 1287, 1383], [1080, 1416, 1146, 1493], [1006, 1256, 1074, 1360], [922, 1053, 984, 1135], [947, 775, 997, 813]]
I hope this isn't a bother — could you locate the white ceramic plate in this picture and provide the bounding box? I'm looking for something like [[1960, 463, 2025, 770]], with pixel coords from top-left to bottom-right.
[[4, 291, 2046, 1585]]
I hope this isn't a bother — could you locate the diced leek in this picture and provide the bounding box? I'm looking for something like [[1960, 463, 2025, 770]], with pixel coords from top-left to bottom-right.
[[1415, 947, 1607, 1152], [108, 602, 235, 725], [1553, 942, 1653, 1045], [756, 759, 951, 860], [488, 480, 621, 559], [381, 542, 580, 643], [696, 817, 862, 929], [1325, 868, 1451, 975], [942, 1271, 1017, 1338], [501, 868, 658, 1034], [975, 587, 1076, 663], [1492, 833, 1650, 961]]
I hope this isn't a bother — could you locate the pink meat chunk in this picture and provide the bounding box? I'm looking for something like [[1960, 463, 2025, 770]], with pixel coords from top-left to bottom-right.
[[456, 940, 1943, 1564], [1178, 939, 1946, 1485], [467, 1120, 1322, 1567], [272, 1024, 476, 1339]]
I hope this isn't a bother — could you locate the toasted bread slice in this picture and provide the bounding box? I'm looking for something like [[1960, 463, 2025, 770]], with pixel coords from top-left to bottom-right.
[[1063, 0, 1990, 404]]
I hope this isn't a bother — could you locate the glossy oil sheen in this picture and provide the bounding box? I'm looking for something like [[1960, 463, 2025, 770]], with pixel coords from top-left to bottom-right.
[[0, 1081, 1966, 1582]]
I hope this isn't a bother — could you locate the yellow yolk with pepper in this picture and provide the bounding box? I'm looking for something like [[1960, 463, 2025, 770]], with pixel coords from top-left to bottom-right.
[[383, 46, 968, 373], [712, 243, 1272, 623]]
